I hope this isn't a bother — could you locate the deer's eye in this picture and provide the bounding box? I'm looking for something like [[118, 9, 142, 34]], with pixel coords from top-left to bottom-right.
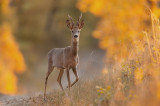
[[78, 31, 80, 33], [72, 31, 74, 33]]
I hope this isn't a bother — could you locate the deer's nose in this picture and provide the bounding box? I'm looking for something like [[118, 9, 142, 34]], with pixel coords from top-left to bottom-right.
[[74, 35, 78, 38]]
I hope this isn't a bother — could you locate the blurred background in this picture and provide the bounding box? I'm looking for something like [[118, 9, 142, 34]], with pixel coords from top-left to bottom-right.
[[0, 0, 160, 96], [0, 0, 103, 95]]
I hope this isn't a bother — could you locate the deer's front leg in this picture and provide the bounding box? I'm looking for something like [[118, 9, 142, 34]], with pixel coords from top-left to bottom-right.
[[67, 67, 79, 88], [66, 70, 71, 91], [57, 69, 64, 91]]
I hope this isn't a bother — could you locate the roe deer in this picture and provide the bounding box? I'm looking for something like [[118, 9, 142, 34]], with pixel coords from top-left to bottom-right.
[[44, 13, 84, 100]]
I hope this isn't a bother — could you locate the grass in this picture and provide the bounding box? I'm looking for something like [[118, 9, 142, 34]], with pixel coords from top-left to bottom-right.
[[6, 78, 107, 106]]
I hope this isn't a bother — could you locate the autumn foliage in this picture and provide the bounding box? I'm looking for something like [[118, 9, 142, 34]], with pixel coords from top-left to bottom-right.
[[0, 0, 26, 94], [77, 0, 160, 105], [77, 0, 160, 62]]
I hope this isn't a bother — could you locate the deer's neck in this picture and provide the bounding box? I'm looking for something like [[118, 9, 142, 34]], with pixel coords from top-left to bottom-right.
[[71, 39, 79, 56]]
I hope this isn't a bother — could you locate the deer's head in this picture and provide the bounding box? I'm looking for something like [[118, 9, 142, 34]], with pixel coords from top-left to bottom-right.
[[66, 13, 84, 41]]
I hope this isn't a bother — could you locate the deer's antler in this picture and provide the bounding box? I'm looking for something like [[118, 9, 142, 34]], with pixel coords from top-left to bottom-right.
[[68, 14, 74, 25], [77, 13, 82, 25], [66, 14, 74, 29], [77, 13, 84, 29]]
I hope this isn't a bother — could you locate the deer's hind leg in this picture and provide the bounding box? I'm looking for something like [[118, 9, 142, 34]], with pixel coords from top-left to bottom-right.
[[44, 64, 54, 100]]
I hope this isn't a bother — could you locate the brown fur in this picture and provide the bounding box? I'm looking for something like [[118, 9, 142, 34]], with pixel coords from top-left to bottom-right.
[[44, 14, 84, 100]]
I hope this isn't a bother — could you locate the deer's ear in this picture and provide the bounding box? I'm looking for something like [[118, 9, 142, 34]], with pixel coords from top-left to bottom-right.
[[79, 19, 84, 29], [66, 20, 72, 29]]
